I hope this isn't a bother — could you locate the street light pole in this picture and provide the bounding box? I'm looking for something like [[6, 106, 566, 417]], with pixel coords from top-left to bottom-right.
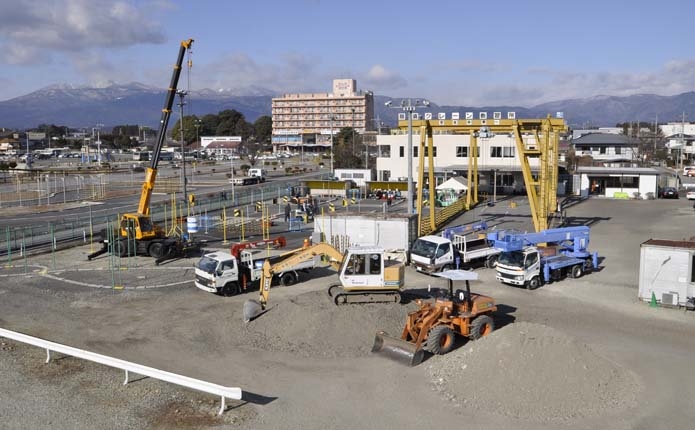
[[329, 115, 335, 177], [385, 99, 429, 215]]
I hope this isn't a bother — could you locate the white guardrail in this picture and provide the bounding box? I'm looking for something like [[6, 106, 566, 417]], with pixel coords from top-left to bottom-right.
[[0, 328, 242, 415]]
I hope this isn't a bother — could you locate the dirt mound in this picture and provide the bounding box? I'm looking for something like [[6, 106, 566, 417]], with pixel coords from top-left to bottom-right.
[[427, 322, 640, 422], [241, 290, 412, 358]]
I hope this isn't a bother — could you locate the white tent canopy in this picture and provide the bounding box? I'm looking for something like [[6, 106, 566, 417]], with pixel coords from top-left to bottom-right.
[[436, 176, 468, 191]]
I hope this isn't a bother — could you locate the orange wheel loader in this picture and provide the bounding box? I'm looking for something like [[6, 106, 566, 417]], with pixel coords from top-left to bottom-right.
[[372, 269, 496, 366]]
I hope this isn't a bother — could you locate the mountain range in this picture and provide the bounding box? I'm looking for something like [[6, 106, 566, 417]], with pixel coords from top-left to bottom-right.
[[1, 82, 694, 130]]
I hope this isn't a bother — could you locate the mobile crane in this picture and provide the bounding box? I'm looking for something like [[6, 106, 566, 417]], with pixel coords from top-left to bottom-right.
[[488, 226, 599, 289], [94, 39, 195, 261], [242, 243, 405, 322]]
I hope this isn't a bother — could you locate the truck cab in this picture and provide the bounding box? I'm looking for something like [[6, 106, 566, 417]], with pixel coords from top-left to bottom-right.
[[195, 251, 241, 295], [248, 168, 267, 182], [410, 235, 455, 273], [495, 247, 540, 288]]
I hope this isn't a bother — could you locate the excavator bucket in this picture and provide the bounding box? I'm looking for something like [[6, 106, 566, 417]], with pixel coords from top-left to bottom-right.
[[243, 300, 264, 323], [371, 331, 425, 366]]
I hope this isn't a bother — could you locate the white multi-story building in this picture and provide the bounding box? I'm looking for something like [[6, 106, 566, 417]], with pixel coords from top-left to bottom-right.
[[375, 130, 540, 194], [271, 79, 374, 153]]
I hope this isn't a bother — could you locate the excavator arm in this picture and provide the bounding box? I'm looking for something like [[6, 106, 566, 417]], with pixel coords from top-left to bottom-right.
[[243, 243, 345, 322], [258, 243, 345, 307]]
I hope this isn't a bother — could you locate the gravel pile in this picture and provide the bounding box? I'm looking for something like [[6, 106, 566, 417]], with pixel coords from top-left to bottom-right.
[[426, 322, 640, 422], [240, 290, 413, 358]]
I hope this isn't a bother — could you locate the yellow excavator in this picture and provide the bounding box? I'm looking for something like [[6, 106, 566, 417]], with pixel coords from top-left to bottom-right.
[[242, 242, 405, 322], [88, 39, 195, 262]]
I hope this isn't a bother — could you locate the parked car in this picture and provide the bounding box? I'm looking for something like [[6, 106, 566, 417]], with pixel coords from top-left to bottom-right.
[[687, 191, 695, 200], [660, 187, 679, 199]]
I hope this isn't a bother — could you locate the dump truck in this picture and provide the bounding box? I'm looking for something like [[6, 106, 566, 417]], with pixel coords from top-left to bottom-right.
[[372, 270, 496, 366], [195, 247, 319, 296], [243, 243, 405, 322], [488, 226, 599, 290]]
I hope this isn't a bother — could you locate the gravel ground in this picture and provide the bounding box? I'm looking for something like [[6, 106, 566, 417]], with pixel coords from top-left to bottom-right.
[[426, 322, 641, 422], [2, 197, 695, 429]]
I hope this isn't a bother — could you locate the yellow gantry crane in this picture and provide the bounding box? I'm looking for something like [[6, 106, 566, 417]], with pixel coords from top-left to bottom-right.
[[402, 115, 567, 233]]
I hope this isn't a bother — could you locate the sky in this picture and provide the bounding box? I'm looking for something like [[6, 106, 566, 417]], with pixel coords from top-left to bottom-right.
[[2, 0, 695, 107]]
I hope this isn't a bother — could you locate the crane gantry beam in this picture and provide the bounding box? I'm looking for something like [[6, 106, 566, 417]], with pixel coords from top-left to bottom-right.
[[400, 116, 567, 233]]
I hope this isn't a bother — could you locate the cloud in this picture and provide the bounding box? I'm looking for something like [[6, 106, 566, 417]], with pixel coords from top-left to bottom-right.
[[0, 0, 167, 65], [361, 65, 407, 90], [196, 51, 322, 94]]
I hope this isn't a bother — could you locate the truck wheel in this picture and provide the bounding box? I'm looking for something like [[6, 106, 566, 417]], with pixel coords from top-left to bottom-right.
[[485, 255, 499, 269], [280, 272, 297, 286], [425, 325, 456, 355], [527, 276, 541, 290], [570, 264, 584, 279], [469, 315, 494, 340], [114, 240, 128, 257], [441, 264, 453, 272], [148, 242, 164, 258], [222, 282, 240, 296]]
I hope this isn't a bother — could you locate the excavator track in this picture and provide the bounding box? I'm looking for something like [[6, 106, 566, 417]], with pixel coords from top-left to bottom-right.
[[328, 285, 401, 305]]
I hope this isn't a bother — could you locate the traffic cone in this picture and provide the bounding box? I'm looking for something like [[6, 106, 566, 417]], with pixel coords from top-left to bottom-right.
[[649, 291, 658, 308]]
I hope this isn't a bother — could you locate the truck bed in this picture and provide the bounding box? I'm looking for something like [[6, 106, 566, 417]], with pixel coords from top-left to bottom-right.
[[542, 254, 584, 269]]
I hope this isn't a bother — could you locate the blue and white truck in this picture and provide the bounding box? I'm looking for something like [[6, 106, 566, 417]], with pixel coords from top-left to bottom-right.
[[488, 226, 599, 290]]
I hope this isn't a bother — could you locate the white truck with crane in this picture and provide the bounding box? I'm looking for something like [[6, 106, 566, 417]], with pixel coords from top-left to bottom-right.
[[488, 226, 599, 290], [409, 222, 500, 273], [194, 247, 319, 296], [87, 39, 198, 263]]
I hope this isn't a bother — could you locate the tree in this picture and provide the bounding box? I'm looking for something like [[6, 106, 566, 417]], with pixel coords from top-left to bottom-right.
[[171, 115, 201, 144], [333, 127, 363, 168], [254, 115, 272, 145]]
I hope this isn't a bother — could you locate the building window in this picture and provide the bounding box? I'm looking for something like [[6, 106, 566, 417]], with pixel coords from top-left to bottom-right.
[[424, 146, 437, 157], [455, 146, 480, 157], [492, 146, 515, 157], [413, 146, 417, 157], [600, 147, 606, 154], [615, 147, 621, 154], [500, 174, 514, 186], [399, 146, 404, 157]]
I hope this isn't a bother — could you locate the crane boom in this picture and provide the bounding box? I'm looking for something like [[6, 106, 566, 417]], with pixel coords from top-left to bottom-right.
[[136, 38, 194, 216]]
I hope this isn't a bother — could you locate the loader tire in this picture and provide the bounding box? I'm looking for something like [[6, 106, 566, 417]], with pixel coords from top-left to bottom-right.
[[469, 315, 494, 340], [280, 272, 297, 286], [570, 264, 584, 279], [148, 242, 164, 259], [425, 325, 456, 355]]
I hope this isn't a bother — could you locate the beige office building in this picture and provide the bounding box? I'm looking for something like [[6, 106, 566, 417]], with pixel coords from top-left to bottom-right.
[[271, 79, 374, 152]]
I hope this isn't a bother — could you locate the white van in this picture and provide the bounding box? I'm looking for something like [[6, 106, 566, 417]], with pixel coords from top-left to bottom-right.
[[683, 166, 695, 177], [248, 168, 267, 182]]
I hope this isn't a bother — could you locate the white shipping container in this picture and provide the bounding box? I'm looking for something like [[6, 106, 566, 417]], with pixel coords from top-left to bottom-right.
[[638, 239, 695, 306]]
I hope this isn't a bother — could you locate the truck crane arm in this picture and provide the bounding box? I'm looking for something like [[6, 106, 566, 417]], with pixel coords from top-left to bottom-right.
[[243, 243, 345, 322], [136, 38, 194, 216]]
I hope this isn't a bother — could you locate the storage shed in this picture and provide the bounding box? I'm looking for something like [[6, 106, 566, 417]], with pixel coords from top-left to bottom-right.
[[638, 239, 695, 307]]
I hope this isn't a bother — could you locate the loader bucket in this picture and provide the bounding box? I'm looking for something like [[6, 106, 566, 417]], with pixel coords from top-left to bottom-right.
[[371, 331, 425, 366], [243, 300, 264, 323]]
